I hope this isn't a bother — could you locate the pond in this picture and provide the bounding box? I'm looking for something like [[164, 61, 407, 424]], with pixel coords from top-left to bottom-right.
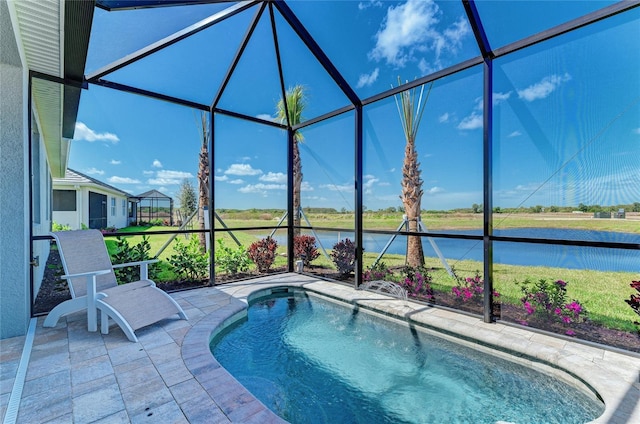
[[281, 228, 640, 272]]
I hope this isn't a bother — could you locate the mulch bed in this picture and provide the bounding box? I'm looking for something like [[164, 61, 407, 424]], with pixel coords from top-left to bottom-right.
[[34, 252, 639, 353]]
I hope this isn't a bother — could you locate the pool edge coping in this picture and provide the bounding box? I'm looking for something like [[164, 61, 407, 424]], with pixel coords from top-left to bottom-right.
[[181, 273, 640, 424]]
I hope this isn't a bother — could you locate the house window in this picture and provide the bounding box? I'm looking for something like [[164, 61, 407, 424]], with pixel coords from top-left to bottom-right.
[[122, 199, 126, 216], [111, 197, 116, 216], [53, 190, 76, 211]]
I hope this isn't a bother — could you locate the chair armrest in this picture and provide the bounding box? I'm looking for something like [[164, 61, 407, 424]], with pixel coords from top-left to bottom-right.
[[61, 269, 112, 280], [61, 269, 111, 333], [111, 259, 159, 269], [112, 259, 159, 280]]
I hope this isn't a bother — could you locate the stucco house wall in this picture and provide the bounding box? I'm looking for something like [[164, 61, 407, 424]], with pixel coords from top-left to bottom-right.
[[0, 0, 30, 338]]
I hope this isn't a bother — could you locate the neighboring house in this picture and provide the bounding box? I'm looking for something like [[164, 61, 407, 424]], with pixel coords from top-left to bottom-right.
[[53, 169, 133, 230]]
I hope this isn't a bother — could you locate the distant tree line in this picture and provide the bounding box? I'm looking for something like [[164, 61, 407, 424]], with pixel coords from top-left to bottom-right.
[[211, 202, 640, 216], [464, 202, 640, 214]]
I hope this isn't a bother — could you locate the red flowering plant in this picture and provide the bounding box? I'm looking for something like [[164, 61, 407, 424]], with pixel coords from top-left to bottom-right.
[[624, 280, 640, 334], [247, 237, 278, 273], [517, 278, 588, 336], [293, 235, 320, 266]]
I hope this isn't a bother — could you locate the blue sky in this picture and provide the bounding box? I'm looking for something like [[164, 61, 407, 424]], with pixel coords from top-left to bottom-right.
[[69, 0, 639, 211]]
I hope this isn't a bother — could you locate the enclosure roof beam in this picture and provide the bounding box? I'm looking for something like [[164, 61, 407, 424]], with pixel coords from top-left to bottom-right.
[[270, 3, 290, 128], [463, 0, 493, 59], [362, 56, 483, 107], [492, 0, 640, 59], [90, 79, 210, 111], [86, 0, 260, 81], [214, 107, 288, 129], [273, 0, 361, 107], [212, 2, 267, 109]]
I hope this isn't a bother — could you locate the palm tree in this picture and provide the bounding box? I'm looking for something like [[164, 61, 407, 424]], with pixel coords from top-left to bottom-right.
[[394, 79, 433, 268], [197, 112, 210, 251], [276, 85, 306, 235]]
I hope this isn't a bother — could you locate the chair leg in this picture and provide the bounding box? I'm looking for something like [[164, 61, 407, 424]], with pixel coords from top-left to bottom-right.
[[97, 301, 138, 342], [43, 297, 89, 328], [101, 309, 110, 335]]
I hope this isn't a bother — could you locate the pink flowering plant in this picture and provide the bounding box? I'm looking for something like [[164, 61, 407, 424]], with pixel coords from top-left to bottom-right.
[[451, 271, 501, 302], [517, 278, 587, 335], [400, 266, 435, 302], [363, 261, 393, 282], [624, 280, 640, 333]]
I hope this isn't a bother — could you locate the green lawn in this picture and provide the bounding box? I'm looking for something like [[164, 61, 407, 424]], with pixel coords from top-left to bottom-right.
[[108, 225, 638, 333]]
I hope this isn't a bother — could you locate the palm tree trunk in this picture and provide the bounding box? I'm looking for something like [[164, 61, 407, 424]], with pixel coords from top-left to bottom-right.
[[401, 137, 424, 268], [292, 138, 302, 237], [197, 135, 209, 251]]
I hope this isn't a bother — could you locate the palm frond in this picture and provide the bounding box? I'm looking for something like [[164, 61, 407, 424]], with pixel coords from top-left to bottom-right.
[[394, 78, 433, 142], [276, 85, 306, 142]]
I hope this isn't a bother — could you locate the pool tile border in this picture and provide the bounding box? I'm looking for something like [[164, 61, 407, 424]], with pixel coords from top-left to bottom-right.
[[181, 273, 640, 424]]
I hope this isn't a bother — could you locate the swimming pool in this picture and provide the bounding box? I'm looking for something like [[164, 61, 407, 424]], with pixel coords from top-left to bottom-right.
[[211, 289, 604, 423]]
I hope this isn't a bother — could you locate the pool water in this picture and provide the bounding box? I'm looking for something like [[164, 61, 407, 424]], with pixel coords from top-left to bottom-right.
[[211, 291, 603, 424]]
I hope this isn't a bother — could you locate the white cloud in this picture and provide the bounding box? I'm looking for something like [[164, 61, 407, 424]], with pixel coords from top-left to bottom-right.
[[214, 175, 228, 181], [301, 181, 314, 192], [517, 73, 572, 102], [303, 195, 327, 201], [157, 170, 193, 179], [152, 159, 163, 168], [358, 0, 382, 10], [458, 96, 485, 131], [108, 176, 140, 184], [256, 114, 277, 122], [229, 179, 244, 184], [493, 91, 512, 104], [438, 113, 449, 123], [148, 178, 181, 185], [85, 167, 104, 176], [320, 183, 353, 192], [369, 0, 469, 69], [224, 164, 262, 176], [426, 186, 444, 194], [364, 175, 379, 194], [508, 131, 522, 138], [457, 112, 482, 130], [110, 160, 121, 165], [443, 17, 469, 50], [143, 170, 154, 176], [356, 68, 380, 88], [259, 172, 287, 183], [74, 122, 119, 143], [238, 183, 286, 194]]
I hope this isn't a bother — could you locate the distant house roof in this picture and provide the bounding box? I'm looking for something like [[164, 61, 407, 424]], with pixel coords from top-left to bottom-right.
[[133, 189, 172, 200], [53, 169, 130, 197]]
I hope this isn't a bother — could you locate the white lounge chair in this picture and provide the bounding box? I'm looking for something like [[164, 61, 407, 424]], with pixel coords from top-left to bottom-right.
[[43, 229, 187, 342]]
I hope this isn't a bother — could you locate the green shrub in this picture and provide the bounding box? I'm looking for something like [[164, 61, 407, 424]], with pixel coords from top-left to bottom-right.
[[517, 278, 588, 335], [110, 235, 158, 283], [215, 239, 250, 275], [52, 221, 71, 232], [168, 235, 209, 281]]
